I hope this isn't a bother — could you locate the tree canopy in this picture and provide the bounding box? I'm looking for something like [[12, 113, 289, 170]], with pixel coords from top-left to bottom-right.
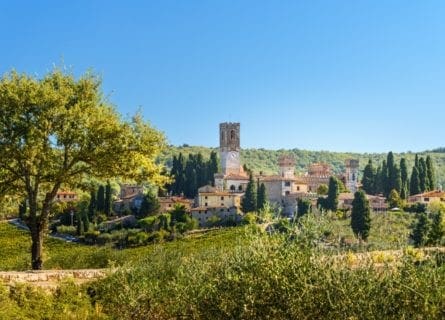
[[0, 69, 167, 269]]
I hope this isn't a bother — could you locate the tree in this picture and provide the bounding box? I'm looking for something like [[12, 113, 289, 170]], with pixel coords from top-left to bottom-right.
[[361, 159, 376, 195], [426, 156, 436, 191], [105, 181, 113, 216], [428, 210, 444, 245], [297, 199, 311, 218], [326, 177, 340, 212], [316, 184, 328, 195], [138, 190, 161, 218], [410, 212, 430, 247], [0, 69, 167, 269], [381, 160, 389, 197], [410, 166, 421, 196], [96, 185, 105, 213], [350, 190, 371, 241], [207, 151, 219, 186], [257, 183, 267, 211], [388, 189, 401, 209], [400, 158, 409, 200], [242, 173, 257, 213], [419, 157, 428, 192], [88, 190, 96, 221]]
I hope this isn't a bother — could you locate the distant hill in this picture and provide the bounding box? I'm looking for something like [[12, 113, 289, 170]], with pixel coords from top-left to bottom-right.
[[160, 145, 445, 188]]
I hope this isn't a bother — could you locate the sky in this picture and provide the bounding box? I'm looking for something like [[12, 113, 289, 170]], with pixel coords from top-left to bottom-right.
[[1, 1, 445, 153]]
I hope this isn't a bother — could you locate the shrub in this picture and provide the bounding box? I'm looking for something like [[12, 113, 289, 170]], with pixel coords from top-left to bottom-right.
[[56, 225, 77, 236], [97, 233, 113, 245]]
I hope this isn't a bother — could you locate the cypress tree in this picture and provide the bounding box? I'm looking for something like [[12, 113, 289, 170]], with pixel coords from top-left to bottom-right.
[[426, 156, 436, 191], [419, 157, 428, 192], [208, 151, 219, 186], [96, 185, 105, 213], [82, 211, 90, 233], [351, 190, 371, 241], [139, 191, 161, 218], [105, 181, 112, 216], [381, 160, 389, 197], [326, 177, 340, 211], [400, 158, 409, 200], [361, 159, 376, 195], [195, 153, 207, 188], [297, 199, 311, 218], [375, 165, 383, 195], [242, 173, 257, 213], [410, 166, 421, 195], [257, 183, 267, 211], [414, 154, 419, 170], [428, 211, 444, 245], [410, 212, 430, 247], [184, 156, 198, 198], [88, 190, 96, 221]]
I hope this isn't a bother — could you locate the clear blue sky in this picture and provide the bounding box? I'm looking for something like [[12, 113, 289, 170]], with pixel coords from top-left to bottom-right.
[[1, 1, 444, 153]]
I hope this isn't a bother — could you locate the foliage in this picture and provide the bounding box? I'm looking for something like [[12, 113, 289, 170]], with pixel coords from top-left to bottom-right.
[[241, 173, 257, 213], [316, 184, 328, 195], [138, 190, 160, 218], [351, 190, 371, 241], [410, 212, 430, 247], [297, 199, 311, 218], [257, 183, 267, 211], [0, 69, 167, 269], [388, 189, 402, 209]]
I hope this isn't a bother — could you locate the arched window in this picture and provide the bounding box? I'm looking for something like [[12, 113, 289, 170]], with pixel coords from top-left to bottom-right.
[[238, 185, 243, 191], [230, 130, 235, 141], [230, 185, 236, 191]]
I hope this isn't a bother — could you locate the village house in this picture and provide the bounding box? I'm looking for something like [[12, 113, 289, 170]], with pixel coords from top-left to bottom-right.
[[408, 190, 445, 204], [55, 191, 78, 202], [159, 196, 192, 212]]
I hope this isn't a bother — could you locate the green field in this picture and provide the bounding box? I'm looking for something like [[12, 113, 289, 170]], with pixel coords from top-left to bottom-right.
[[1, 215, 444, 319]]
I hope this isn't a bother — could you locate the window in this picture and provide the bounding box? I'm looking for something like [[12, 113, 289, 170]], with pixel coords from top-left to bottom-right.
[[285, 181, 291, 187], [168, 204, 171, 207], [221, 203, 224, 207], [285, 191, 290, 196], [221, 196, 224, 200], [238, 185, 243, 191], [205, 203, 208, 207], [205, 196, 208, 199], [230, 129, 235, 141], [424, 198, 430, 202], [230, 185, 236, 191], [297, 186, 300, 191]]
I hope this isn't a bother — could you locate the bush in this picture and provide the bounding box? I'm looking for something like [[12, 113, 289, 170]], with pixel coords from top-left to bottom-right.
[[56, 225, 77, 236], [242, 213, 257, 225], [97, 233, 113, 245], [127, 231, 149, 247]]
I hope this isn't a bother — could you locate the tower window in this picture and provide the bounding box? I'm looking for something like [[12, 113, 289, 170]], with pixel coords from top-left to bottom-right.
[[238, 185, 243, 191], [230, 130, 235, 141], [230, 185, 236, 191]]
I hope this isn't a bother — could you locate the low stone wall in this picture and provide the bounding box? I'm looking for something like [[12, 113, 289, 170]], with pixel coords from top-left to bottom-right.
[[0, 269, 109, 289]]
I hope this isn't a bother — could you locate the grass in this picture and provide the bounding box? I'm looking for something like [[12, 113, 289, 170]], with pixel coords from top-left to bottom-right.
[[0, 217, 444, 319], [0, 221, 248, 271]]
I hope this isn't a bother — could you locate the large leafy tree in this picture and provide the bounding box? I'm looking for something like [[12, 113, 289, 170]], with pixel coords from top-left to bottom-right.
[[0, 70, 167, 269], [351, 190, 371, 241]]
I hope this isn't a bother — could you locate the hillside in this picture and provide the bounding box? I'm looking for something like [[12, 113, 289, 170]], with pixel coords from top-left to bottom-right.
[[160, 145, 445, 187]]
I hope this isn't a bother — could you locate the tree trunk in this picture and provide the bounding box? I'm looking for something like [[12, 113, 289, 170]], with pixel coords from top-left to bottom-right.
[[31, 225, 44, 270]]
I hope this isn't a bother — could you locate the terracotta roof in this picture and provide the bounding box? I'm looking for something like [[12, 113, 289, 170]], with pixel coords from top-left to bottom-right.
[[199, 192, 238, 196], [191, 206, 234, 211], [224, 173, 249, 180], [412, 190, 445, 198]]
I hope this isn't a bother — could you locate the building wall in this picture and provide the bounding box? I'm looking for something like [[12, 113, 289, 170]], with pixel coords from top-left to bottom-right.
[[198, 193, 240, 208], [191, 207, 241, 228]]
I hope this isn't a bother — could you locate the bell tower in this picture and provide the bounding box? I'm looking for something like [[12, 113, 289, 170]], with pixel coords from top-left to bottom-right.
[[220, 122, 241, 175], [345, 159, 359, 193]]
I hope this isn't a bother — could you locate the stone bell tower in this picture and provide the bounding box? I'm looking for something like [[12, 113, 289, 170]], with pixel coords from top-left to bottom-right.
[[345, 159, 359, 193], [220, 122, 241, 175]]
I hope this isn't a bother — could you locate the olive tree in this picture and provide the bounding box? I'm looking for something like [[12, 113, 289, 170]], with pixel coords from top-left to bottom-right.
[[0, 70, 167, 269]]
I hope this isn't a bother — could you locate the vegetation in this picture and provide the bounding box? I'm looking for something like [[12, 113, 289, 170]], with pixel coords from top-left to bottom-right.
[[168, 151, 219, 198], [351, 190, 371, 241], [242, 173, 257, 213], [159, 145, 445, 189], [0, 69, 167, 269]]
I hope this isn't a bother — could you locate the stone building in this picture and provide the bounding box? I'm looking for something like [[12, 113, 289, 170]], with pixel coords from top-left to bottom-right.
[[301, 163, 332, 192], [344, 159, 360, 193], [190, 185, 242, 227]]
